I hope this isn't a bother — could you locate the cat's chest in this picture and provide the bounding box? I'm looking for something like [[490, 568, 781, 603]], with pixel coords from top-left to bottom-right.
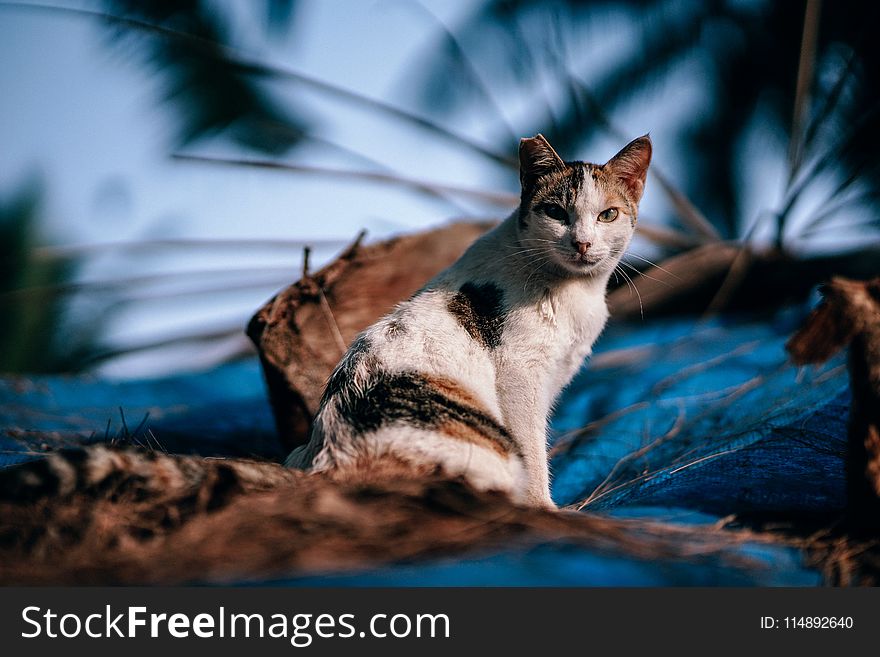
[[504, 284, 607, 358], [543, 286, 606, 339]]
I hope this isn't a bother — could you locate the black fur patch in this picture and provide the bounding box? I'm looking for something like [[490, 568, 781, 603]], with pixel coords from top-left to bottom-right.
[[568, 161, 586, 191], [0, 456, 59, 501], [384, 318, 406, 339], [335, 372, 518, 456], [447, 282, 506, 349], [205, 464, 244, 510], [0, 447, 89, 502]]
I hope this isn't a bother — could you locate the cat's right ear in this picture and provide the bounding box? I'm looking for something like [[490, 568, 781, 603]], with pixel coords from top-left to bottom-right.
[[519, 134, 564, 190]]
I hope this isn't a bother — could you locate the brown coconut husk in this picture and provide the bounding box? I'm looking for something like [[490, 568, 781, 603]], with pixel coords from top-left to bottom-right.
[[247, 221, 494, 453]]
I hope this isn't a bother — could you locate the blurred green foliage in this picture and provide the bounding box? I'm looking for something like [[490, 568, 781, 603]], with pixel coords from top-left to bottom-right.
[[0, 180, 95, 373]]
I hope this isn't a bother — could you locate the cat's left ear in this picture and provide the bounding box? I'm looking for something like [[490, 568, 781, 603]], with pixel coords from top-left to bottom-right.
[[605, 134, 652, 202], [519, 134, 564, 190]]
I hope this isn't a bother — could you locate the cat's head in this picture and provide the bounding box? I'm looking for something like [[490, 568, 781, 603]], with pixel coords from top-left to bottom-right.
[[517, 133, 651, 277]]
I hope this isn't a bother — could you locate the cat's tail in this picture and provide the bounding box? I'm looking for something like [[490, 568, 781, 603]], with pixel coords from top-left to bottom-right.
[[0, 445, 295, 503]]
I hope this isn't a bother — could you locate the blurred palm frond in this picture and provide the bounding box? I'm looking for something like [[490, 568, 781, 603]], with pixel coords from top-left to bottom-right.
[[101, 0, 308, 154], [410, 0, 880, 245]]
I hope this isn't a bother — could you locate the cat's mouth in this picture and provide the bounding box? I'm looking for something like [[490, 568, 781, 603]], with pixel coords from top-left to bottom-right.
[[566, 252, 602, 266], [557, 251, 604, 273]]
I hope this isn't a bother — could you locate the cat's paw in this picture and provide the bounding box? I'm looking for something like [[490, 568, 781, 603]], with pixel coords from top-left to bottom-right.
[[537, 496, 558, 511], [517, 488, 556, 510]]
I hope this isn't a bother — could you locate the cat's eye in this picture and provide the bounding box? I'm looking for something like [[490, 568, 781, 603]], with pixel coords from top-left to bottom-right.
[[542, 203, 569, 223], [597, 208, 619, 223]]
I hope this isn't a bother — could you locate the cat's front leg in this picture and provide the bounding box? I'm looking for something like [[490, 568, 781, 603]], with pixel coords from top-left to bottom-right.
[[519, 419, 554, 509], [496, 380, 555, 508]]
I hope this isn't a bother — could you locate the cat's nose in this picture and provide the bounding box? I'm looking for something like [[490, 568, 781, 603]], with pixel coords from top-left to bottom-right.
[[571, 240, 592, 256]]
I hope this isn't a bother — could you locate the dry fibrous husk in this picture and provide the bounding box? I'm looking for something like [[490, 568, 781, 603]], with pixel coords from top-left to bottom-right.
[[787, 276, 880, 530], [0, 447, 783, 585], [247, 221, 493, 452]]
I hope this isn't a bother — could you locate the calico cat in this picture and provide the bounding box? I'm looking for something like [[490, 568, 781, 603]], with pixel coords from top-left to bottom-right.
[[286, 133, 652, 508]]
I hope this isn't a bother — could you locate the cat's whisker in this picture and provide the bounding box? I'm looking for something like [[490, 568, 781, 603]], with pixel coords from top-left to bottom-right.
[[615, 263, 633, 286], [518, 238, 558, 245], [613, 264, 633, 293], [626, 252, 681, 280], [615, 264, 645, 320], [524, 255, 555, 290], [514, 239, 559, 253], [518, 257, 554, 285], [511, 250, 554, 275], [510, 250, 556, 289], [619, 260, 674, 288], [496, 247, 549, 264]]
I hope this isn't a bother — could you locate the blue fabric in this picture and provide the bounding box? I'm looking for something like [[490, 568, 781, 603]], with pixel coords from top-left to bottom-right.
[[0, 359, 281, 466], [550, 308, 847, 519], [263, 541, 820, 587], [0, 300, 848, 585]]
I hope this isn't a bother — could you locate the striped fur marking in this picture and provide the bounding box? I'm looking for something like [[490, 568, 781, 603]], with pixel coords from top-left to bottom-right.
[[321, 334, 374, 405], [0, 446, 296, 506], [335, 371, 518, 456], [447, 282, 506, 350], [518, 163, 586, 227]]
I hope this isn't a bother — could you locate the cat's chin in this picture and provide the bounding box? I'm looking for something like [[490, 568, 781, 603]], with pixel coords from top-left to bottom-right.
[[555, 255, 604, 276]]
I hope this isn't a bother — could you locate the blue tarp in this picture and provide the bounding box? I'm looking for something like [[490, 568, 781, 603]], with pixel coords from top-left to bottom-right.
[[0, 299, 846, 585]]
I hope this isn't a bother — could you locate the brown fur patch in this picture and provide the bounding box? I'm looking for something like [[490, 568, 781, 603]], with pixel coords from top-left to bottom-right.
[[426, 374, 485, 408], [435, 420, 509, 457], [424, 375, 515, 456], [326, 453, 439, 485]]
